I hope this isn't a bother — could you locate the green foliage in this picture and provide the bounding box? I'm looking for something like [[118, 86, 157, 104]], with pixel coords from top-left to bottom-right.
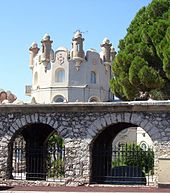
[[123, 144, 154, 174], [112, 144, 154, 174], [110, 0, 170, 100], [47, 133, 64, 178], [138, 66, 165, 89], [129, 56, 148, 87], [48, 159, 64, 178], [48, 132, 64, 148]]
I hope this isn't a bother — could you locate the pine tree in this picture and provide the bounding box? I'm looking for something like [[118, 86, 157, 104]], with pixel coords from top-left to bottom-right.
[[110, 0, 170, 100]]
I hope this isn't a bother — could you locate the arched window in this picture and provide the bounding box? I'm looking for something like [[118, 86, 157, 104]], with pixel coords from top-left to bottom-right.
[[140, 141, 148, 151], [77, 43, 80, 51], [53, 95, 64, 103], [55, 69, 65, 82], [88, 96, 100, 102], [34, 72, 38, 86], [91, 71, 96, 84]]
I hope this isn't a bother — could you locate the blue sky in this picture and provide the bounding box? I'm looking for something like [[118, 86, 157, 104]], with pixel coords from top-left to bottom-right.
[[0, 0, 152, 101]]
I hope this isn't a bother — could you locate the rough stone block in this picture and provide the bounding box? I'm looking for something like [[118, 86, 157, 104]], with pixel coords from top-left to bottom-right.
[[47, 116, 51, 124], [12, 122, 18, 130], [31, 114, 35, 123], [124, 112, 131, 123], [93, 119, 102, 130], [15, 119, 22, 128], [20, 117, 26, 126], [100, 117, 107, 127], [116, 113, 122, 122], [26, 115, 31, 123], [110, 113, 117, 123], [140, 119, 149, 129], [130, 113, 142, 125], [34, 113, 38, 122], [104, 114, 111, 125], [53, 121, 58, 129]]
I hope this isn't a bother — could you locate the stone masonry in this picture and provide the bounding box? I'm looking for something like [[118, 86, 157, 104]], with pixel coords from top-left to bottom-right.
[[0, 101, 170, 186]]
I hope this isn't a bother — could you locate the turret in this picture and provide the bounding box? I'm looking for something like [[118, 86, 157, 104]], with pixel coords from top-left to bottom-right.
[[29, 42, 39, 69], [100, 37, 112, 63], [110, 46, 117, 62], [41, 33, 53, 67], [100, 38, 112, 72], [71, 31, 85, 70]]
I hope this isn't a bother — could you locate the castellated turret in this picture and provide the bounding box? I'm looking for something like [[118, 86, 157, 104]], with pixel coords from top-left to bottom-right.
[[26, 32, 116, 103], [110, 46, 117, 62], [100, 38, 115, 72], [100, 37, 112, 63], [41, 34, 53, 67], [71, 30, 85, 59], [71, 31, 85, 70], [29, 42, 39, 69]]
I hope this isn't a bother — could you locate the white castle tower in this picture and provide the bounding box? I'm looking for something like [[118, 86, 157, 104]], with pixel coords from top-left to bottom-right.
[[26, 31, 116, 103]]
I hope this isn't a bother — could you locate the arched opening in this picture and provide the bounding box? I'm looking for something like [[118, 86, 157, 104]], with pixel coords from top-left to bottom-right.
[[90, 123, 154, 185], [88, 96, 100, 102], [53, 95, 64, 103], [9, 123, 65, 181]]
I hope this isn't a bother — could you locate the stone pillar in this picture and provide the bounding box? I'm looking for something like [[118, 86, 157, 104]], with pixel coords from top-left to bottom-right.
[[154, 142, 170, 187], [0, 144, 9, 179], [29, 42, 39, 69], [64, 139, 90, 186]]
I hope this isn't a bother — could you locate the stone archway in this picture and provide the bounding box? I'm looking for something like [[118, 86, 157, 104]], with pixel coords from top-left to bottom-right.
[[88, 112, 160, 185], [87, 112, 161, 144], [8, 123, 65, 181], [90, 123, 136, 183]]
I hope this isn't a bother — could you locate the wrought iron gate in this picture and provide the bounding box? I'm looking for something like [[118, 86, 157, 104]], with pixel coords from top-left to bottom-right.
[[12, 133, 65, 181], [91, 143, 154, 185]]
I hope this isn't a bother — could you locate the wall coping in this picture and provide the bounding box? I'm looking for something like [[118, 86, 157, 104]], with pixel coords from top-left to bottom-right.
[[0, 101, 170, 113]]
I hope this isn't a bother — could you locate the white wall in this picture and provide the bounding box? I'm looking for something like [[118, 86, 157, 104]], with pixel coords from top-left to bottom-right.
[[29, 43, 113, 103]]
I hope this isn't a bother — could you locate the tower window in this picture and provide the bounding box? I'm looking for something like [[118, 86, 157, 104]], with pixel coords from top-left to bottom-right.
[[53, 95, 64, 103], [91, 71, 96, 84], [77, 43, 80, 51], [55, 69, 65, 82]]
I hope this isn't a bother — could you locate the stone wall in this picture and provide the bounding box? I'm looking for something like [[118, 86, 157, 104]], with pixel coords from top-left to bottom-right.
[[0, 102, 169, 186]]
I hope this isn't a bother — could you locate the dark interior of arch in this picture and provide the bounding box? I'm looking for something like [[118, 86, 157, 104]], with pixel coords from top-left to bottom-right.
[[91, 122, 137, 184], [21, 123, 54, 147]]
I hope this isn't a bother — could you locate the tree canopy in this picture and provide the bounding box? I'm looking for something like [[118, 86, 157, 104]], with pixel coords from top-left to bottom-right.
[[110, 0, 170, 100]]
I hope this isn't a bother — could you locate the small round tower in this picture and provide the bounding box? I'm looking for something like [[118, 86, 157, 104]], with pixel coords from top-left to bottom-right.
[[110, 46, 117, 62], [29, 42, 39, 69], [71, 30, 85, 59], [41, 33, 53, 64], [71, 31, 85, 70], [100, 37, 112, 63]]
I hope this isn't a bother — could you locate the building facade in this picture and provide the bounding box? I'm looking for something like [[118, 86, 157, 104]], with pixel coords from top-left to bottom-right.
[[112, 127, 153, 149], [26, 31, 116, 103], [25, 31, 153, 151]]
